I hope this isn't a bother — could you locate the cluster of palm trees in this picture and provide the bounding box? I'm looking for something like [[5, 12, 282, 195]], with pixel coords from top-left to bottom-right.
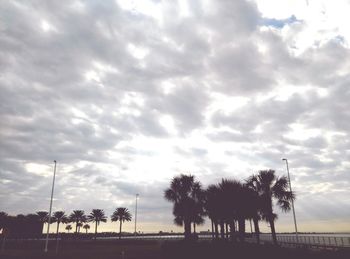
[[0, 208, 132, 239], [164, 169, 295, 245]]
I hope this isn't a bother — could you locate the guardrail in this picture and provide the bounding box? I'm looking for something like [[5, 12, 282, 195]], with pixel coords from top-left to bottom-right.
[[248, 234, 350, 249]]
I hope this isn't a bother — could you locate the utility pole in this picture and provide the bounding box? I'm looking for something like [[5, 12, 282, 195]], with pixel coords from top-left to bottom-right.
[[134, 194, 139, 236], [282, 158, 299, 243], [45, 160, 57, 252]]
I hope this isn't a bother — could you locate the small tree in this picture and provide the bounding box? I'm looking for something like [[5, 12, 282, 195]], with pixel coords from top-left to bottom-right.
[[65, 224, 72, 233], [83, 224, 90, 234]]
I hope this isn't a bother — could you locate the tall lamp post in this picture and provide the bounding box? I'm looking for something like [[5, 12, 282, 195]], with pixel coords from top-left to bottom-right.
[[45, 160, 57, 252], [134, 194, 139, 236], [282, 158, 299, 243]]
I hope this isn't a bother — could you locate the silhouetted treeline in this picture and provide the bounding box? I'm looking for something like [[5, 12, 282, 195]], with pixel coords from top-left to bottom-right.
[[0, 208, 132, 239], [0, 212, 43, 237], [164, 169, 295, 245]]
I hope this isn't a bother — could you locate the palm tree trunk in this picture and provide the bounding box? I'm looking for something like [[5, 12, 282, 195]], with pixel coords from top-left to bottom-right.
[[119, 221, 122, 239], [193, 222, 196, 233], [184, 220, 191, 240], [95, 222, 98, 240], [220, 221, 225, 239], [214, 221, 219, 239], [75, 222, 78, 233], [225, 223, 229, 239], [56, 222, 60, 240], [85, 229, 87, 234], [238, 218, 245, 242], [253, 216, 260, 244], [211, 220, 214, 239], [229, 220, 235, 241], [269, 217, 277, 245]]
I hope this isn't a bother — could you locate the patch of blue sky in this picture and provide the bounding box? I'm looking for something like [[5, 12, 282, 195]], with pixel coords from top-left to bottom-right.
[[260, 15, 300, 29]]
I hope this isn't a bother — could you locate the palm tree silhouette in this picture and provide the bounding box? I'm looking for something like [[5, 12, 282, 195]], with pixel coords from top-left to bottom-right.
[[77, 222, 83, 233], [245, 178, 263, 244], [248, 170, 295, 245], [83, 224, 90, 234], [69, 210, 87, 233], [204, 185, 221, 239], [217, 179, 243, 241], [65, 224, 72, 233], [88, 209, 107, 239], [111, 208, 132, 239], [36, 211, 48, 233], [190, 181, 206, 233], [164, 174, 204, 240], [52, 211, 68, 239]]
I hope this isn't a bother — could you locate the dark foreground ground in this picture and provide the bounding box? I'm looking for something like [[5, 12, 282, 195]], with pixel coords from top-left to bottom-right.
[[0, 239, 349, 259]]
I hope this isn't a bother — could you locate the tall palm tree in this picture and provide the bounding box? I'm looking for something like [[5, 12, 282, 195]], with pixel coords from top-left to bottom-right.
[[65, 224, 72, 233], [111, 208, 132, 239], [190, 182, 206, 233], [36, 211, 48, 233], [164, 174, 204, 240], [52, 211, 68, 238], [248, 170, 295, 245], [245, 178, 263, 244], [88, 209, 107, 239], [217, 179, 242, 241], [83, 224, 90, 234], [204, 185, 221, 239], [69, 210, 87, 233]]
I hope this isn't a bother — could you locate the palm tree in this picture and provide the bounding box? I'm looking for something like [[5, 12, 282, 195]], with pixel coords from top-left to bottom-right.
[[65, 224, 72, 233], [245, 178, 263, 244], [204, 185, 221, 239], [111, 208, 132, 239], [248, 170, 295, 245], [88, 209, 107, 239], [52, 211, 68, 238], [69, 210, 87, 233], [190, 181, 206, 233], [217, 179, 243, 240], [164, 174, 204, 240], [77, 222, 83, 233], [36, 211, 48, 233], [83, 224, 90, 234]]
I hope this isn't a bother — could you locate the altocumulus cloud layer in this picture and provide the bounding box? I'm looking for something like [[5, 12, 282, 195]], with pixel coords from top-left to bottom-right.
[[0, 0, 349, 233]]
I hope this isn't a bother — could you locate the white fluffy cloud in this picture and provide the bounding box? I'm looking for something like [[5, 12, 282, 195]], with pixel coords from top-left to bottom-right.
[[0, 0, 349, 233]]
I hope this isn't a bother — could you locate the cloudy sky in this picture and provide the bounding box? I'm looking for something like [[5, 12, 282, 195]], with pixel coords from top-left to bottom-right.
[[1, 0, 350, 233]]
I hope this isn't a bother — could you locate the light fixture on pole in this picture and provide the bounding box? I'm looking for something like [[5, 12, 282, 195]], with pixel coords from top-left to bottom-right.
[[134, 194, 139, 236], [45, 160, 57, 252], [282, 158, 299, 243]]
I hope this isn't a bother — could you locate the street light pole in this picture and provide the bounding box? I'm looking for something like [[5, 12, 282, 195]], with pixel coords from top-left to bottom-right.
[[134, 194, 139, 236], [45, 160, 57, 252], [282, 158, 299, 243]]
